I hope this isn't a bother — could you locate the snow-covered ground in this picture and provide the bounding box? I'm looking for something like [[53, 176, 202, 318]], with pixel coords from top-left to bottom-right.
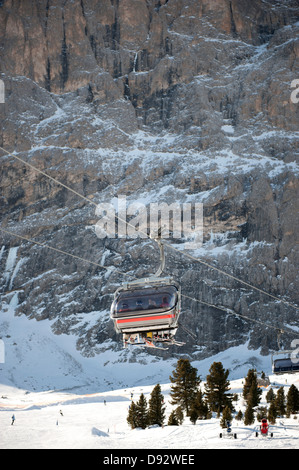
[[1, 374, 299, 450], [1, 281, 299, 449], [0, 280, 274, 393]]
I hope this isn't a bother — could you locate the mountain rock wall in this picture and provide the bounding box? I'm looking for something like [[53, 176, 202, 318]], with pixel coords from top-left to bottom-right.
[[0, 0, 298, 363]]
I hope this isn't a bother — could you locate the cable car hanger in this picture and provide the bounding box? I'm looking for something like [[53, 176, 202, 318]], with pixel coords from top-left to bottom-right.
[[110, 227, 184, 349]]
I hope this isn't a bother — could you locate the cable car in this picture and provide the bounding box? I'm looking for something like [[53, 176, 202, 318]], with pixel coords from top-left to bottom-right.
[[110, 276, 182, 348], [271, 350, 299, 374], [110, 234, 184, 349]]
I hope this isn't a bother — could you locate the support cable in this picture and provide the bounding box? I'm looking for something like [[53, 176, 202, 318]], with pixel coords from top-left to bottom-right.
[[1, 145, 298, 314]]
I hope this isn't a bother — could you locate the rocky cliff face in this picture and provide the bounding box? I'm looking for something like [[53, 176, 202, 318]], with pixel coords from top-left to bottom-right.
[[0, 0, 298, 366]]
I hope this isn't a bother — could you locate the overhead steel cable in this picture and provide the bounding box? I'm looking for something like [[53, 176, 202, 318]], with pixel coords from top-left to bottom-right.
[[163, 240, 298, 311], [0, 227, 129, 277], [0, 145, 298, 313], [0, 146, 100, 208], [1, 224, 298, 340], [181, 293, 298, 338], [0, 146, 149, 238]]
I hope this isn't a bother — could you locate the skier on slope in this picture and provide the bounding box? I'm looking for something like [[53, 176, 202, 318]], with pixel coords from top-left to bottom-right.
[[11, 414, 15, 425]]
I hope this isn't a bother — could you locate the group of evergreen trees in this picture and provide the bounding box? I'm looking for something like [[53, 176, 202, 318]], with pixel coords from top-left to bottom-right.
[[127, 384, 166, 429], [169, 359, 232, 426], [235, 369, 299, 425], [127, 359, 233, 429], [264, 383, 299, 423], [127, 359, 299, 430]]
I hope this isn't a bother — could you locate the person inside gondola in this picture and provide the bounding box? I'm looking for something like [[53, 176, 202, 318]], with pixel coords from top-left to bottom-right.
[[135, 299, 143, 310], [148, 298, 157, 309], [119, 302, 130, 312], [161, 296, 170, 308]]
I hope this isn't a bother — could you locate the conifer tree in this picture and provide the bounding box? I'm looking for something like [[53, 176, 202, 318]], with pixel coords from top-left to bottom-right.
[[168, 409, 179, 426], [204, 361, 232, 414], [147, 384, 165, 427], [246, 382, 261, 411], [135, 393, 148, 429], [220, 406, 233, 428], [232, 393, 238, 403], [256, 406, 268, 422], [169, 359, 200, 416], [244, 380, 261, 426], [268, 400, 277, 424], [275, 386, 286, 417], [266, 387, 275, 403], [243, 368, 255, 400], [175, 406, 184, 425], [127, 401, 138, 429], [189, 407, 198, 425], [286, 384, 299, 415], [244, 402, 255, 425], [189, 389, 209, 424], [243, 369, 262, 407]]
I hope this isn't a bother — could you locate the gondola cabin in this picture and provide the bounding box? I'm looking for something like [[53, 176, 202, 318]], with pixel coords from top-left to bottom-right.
[[272, 351, 299, 374], [110, 276, 182, 348]]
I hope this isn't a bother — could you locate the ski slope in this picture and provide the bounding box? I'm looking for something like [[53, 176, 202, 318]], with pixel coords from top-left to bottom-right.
[[1, 297, 299, 449], [1, 375, 299, 449]]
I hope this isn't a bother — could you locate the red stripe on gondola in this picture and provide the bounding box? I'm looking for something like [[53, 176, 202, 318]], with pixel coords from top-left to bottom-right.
[[116, 314, 175, 324]]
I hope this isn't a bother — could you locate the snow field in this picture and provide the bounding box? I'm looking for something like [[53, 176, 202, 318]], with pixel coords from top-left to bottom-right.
[[1, 376, 299, 449], [1, 273, 299, 449]]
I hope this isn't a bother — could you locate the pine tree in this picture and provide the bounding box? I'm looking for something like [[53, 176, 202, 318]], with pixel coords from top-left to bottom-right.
[[275, 386, 286, 417], [204, 361, 232, 414], [246, 382, 261, 412], [244, 402, 255, 425], [147, 384, 165, 427], [286, 384, 299, 415], [256, 406, 268, 422], [243, 369, 255, 400], [135, 393, 148, 429], [268, 400, 277, 424], [127, 401, 138, 429], [220, 406, 233, 428], [168, 409, 179, 426], [232, 393, 238, 403], [175, 406, 184, 425], [169, 359, 201, 416], [189, 389, 209, 424], [266, 388, 275, 403], [244, 380, 261, 426], [243, 369, 262, 407], [189, 407, 198, 425]]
